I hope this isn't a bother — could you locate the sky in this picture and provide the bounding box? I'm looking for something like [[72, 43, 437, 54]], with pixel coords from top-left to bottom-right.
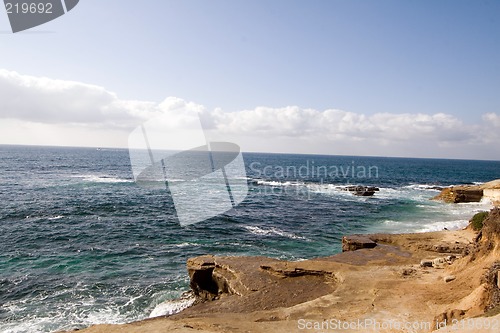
[[0, 0, 499, 160]]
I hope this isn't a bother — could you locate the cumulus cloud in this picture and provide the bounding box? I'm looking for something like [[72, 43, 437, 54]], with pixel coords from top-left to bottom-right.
[[208, 107, 477, 144], [0, 69, 499, 158], [483, 113, 500, 128], [0, 69, 203, 129]]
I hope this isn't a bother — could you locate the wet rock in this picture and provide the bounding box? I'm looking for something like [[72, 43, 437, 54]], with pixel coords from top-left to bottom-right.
[[342, 186, 379, 196]]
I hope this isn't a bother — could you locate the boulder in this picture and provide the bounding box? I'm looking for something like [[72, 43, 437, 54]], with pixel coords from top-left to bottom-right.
[[420, 259, 433, 268], [341, 235, 377, 252]]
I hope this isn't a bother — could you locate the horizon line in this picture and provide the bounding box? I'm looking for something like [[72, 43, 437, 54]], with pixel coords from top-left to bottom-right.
[[1, 143, 499, 163]]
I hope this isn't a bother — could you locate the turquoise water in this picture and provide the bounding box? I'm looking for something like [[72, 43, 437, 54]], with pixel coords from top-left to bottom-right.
[[0, 145, 499, 332]]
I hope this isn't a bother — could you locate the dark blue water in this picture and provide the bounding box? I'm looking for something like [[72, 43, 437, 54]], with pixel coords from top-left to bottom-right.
[[0, 145, 499, 332]]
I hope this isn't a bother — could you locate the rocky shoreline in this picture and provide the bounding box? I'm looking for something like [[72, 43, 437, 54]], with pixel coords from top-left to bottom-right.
[[65, 182, 500, 333]]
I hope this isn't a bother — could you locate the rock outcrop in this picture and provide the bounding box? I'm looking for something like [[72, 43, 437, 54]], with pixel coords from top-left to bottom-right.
[[186, 255, 336, 312], [433, 179, 500, 204], [341, 235, 377, 251], [433, 186, 484, 203]]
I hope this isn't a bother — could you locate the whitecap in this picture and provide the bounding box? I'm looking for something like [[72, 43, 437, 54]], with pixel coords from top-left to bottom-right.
[[173, 242, 198, 248], [244, 226, 306, 240], [149, 295, 196, 318], [71, 175, 133, 184]]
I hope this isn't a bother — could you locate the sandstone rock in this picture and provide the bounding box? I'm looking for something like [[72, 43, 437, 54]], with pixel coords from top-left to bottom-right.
[[341, 235, 377, 252], [498, 271, 500, 289], [187, 256, 219, 301], [433, 180, 500, 204], [433, 186, 483, 203], [444, 275, 456, 283], [454, 189, 484, 203]]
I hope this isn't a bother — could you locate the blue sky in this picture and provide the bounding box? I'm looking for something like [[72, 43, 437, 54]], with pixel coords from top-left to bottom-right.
[[1, 0, 499, 159]]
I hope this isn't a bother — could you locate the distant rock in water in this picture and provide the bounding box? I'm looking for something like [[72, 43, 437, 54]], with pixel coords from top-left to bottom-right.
[[341, 186, 379, 196]]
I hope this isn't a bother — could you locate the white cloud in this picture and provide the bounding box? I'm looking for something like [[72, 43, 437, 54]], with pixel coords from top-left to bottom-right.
[[483, 113, 500, 128], [0, 70, 202, 129], [209, 108, 477, 144], [0, 69, 499, 159]]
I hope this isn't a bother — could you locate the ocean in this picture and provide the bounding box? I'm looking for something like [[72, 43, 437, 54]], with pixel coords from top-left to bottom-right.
[[0, 145, 499, 333]]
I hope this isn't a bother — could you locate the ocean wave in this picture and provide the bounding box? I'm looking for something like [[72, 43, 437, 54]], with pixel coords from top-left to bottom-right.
[[71, 175, 133, 184], [244, 225, 306, 240], [251, 180, 444, 201], [0, 301, 130, 333], [403, 184, 444, 191], [254, 179, 302, 187], [415, 219, 470, 233], [376, 198, 493, 234], [149, 293, 196, 318], [173, 242, 198, 248]]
